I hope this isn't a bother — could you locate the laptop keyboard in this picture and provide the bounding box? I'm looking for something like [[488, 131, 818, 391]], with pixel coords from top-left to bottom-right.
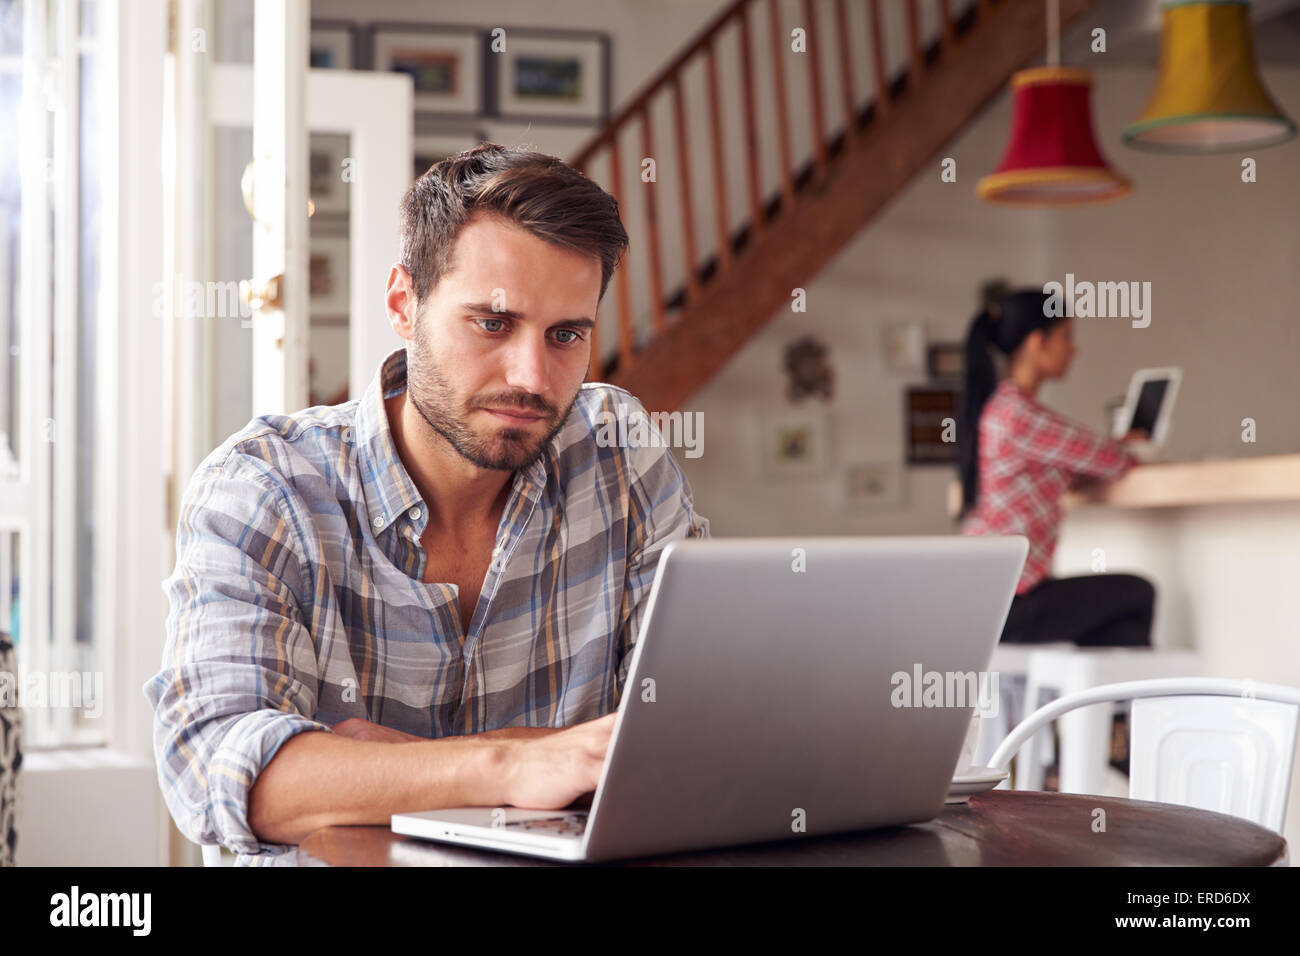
[[500, 813, 588, 837]]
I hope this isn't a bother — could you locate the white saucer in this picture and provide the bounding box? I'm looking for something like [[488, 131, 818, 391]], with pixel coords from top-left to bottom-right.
[[946, 767, 1009, 804]]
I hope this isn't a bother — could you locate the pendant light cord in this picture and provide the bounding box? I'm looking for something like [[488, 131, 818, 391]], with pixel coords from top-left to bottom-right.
[[1046, 0, 1060, 67]]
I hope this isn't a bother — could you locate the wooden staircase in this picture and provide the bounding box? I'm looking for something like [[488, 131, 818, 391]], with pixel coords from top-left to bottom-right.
[[570, 0, 1094, 412]]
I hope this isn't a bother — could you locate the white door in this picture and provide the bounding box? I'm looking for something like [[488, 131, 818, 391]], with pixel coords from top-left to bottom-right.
[[205, 62, 412, 461]]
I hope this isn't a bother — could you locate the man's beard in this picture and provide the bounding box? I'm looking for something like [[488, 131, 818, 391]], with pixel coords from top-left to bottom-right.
[[406, 349, 579, 472]]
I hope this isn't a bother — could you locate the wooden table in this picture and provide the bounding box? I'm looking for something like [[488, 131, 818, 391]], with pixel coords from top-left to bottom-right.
[[298, 790, 1288, 866]]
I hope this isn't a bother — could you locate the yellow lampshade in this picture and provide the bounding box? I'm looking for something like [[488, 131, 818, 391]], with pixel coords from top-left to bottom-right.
[[1123, 0, 1296, 152]]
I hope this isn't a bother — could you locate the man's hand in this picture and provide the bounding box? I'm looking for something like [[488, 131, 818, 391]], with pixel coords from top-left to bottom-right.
[[328, 713, 617, 811], [499, 713, 617, 810], [1120, 428, 1150, 444]]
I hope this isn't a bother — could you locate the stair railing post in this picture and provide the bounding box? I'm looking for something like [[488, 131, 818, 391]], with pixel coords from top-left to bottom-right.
[[606, 134, 637, 373], [639, 108, 668, 334], [801, 0, 829, 173], [906, 0, 925, 86], [834, 0, 858, 136], [738, 3, 766, 235], [867, 0, 891, 118], [704, 37, 733, 276], [670, 74, 702, 305], [767, 0, 797, 214]]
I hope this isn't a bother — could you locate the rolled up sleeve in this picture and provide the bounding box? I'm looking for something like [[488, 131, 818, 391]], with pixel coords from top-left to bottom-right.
[[142, 452, 332, 863], [1006, 401, 1136, 481]]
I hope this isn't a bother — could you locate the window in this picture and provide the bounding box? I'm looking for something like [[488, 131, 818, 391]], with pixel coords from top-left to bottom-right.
[[0, 0, 106, 749]]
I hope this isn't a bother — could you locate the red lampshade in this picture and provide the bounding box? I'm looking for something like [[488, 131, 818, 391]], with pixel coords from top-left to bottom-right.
[[978, 66, 1132, 205]]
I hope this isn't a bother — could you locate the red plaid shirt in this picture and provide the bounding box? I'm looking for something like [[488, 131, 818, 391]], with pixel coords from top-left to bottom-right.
[[962, 379, 1136, 594]]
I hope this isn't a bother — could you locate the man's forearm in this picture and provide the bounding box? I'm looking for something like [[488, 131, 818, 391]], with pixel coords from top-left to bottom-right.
[[247, 730, 511, 845]]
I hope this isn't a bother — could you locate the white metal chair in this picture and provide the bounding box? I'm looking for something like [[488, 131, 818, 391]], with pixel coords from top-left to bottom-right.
[[200, 843, 225, 867], [1017, 647, 1202, 794], [988, 677, 1300, 834]]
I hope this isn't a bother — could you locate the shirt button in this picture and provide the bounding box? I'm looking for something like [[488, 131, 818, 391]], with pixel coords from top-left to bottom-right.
[[372, 514, 386, 529], [341, 427, 352, 442], [409, 507, 422, 521]]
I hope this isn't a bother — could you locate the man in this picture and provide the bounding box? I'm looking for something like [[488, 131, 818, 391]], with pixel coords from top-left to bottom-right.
[[143, 144, 709, 866]]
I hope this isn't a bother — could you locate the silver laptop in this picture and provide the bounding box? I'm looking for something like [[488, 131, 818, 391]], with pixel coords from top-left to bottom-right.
[[392, 535, 1027, 863]]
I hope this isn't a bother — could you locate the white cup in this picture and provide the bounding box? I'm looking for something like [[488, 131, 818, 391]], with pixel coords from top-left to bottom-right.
[[952, 712, 982, 779]]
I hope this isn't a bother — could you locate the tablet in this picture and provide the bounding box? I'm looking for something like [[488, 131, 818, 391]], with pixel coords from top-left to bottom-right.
[[1113, 367, 1182, 445]]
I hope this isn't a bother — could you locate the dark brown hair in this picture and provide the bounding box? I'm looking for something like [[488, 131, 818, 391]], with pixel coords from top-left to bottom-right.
[[400, 143, 629, 303]]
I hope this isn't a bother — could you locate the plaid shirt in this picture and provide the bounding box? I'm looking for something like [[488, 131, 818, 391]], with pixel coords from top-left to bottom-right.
[[962, 379, 1134, 594], [143, 348, 709, 866]]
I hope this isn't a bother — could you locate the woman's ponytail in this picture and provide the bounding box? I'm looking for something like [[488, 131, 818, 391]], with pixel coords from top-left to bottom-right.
[[957, 309, 998, 516], [956, 286, 1062, 516]]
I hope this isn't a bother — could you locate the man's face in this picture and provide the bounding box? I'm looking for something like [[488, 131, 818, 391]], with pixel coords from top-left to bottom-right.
[[402, 213, 601, 471]]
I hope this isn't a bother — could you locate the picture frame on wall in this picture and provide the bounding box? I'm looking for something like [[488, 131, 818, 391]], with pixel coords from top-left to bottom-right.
[[761, 411, 830, 479], [487, 28, 610, 124], [413, 129, 489, 181], [904, 386, 959, 466], [371, 23, 484, 117], [883, 321, 925, 372], [310, 21, 358, 70], [843, 462, 904, 509], [926, 342, 963, 381], [309, 237, 350, 318]]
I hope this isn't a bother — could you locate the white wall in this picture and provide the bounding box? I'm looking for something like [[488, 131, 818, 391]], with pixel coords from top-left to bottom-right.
[[17, 754, 160, 866], [1046, 71, 1300, 464]]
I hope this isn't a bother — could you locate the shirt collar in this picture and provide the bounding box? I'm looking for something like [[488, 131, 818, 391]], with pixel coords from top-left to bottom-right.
[[353, 348, 550, 535]]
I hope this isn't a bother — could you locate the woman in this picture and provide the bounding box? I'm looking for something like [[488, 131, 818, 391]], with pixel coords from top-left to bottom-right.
[[957, 288, 1155, 647]]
